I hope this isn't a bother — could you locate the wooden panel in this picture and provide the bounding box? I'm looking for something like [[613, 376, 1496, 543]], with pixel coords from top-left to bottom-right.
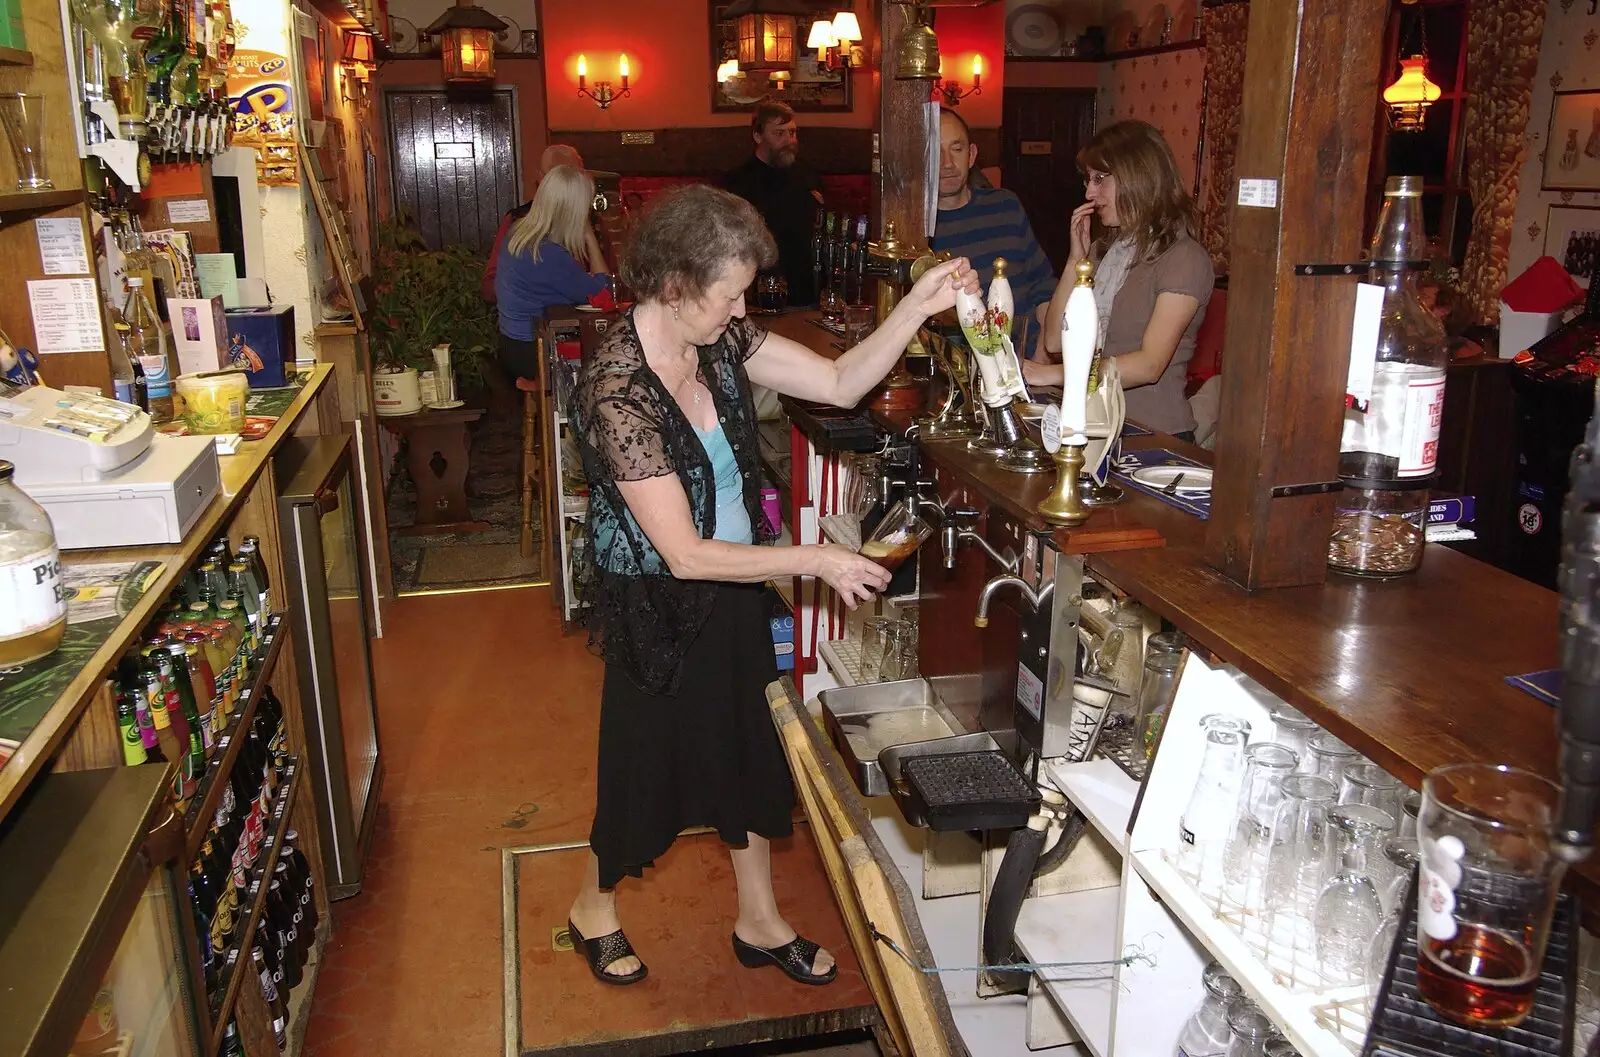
[[138, 161, 223, 254], [553, 126, 873, 177], [0, 203, 111, 394], [876, 2, 932, 254], [1202, 0, 1387, 589], [51, 681, 121, 772], [0, 0, 86, 193], [384, 89, 519, 251], [1000, 89, 1096, 270], [1434, 357, 1516, 570]]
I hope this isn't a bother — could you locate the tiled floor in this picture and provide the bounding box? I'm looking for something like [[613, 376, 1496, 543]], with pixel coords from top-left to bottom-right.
[[301, 588, 877, 1057]]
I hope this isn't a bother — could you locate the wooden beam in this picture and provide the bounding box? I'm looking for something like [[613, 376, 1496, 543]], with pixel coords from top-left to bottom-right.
[[874, 1, 932, 253], [1203, 0, 1388, 589]]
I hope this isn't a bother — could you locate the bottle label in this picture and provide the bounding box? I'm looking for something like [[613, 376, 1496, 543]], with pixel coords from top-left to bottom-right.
[[113, 378, 134, 404], [140, 354, 172, 397], [121, 719, 146, 765], [0, 544, 66, 640], [1399, 371, 1447, 477]]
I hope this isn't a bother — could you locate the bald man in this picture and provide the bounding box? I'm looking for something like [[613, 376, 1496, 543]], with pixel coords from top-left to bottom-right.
[[483, 143, 606, 301]]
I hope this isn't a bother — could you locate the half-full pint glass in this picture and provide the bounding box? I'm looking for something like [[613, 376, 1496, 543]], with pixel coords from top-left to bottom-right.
[[1416, 763, 1563, 1028]]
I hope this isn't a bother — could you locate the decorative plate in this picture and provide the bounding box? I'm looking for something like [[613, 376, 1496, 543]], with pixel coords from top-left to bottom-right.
[[1007, 4, 1067, 57]]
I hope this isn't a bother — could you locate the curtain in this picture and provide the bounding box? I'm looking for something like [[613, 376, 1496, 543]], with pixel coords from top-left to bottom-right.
[[1460, 0, 1546, 323], [1198, 2, 1250, 276]]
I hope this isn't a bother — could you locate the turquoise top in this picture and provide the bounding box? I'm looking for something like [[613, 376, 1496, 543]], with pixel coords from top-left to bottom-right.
[[695, 421, 753, 544]]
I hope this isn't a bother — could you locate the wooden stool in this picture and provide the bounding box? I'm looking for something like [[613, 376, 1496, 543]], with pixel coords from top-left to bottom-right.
[[518, 375, 544, 560]]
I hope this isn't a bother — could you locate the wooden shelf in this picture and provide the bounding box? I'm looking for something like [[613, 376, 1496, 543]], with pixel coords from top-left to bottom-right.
[[207, 758, 300, 1055], [0, 46, 34, 66], [183, 613, 289, 860], [0, 187, 83, 213]]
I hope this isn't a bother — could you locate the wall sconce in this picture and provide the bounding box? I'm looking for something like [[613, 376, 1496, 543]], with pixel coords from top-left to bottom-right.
[[807, 10, 862, 71], [768, 69, 792, 91], [578, 54, 632, 110], [938, 54, 982, 107], [339, 31, 377, 108], [424, 0, 506, 85], [807, 18, 835, 63]]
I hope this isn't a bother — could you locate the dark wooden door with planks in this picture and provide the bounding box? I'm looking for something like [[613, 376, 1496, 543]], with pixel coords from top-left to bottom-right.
[[385, 89, 521, 252], [1001, 88, 1098, 272]]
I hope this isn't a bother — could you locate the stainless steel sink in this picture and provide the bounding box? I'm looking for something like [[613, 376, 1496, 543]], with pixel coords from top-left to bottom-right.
[[819, 679, 966, 797]]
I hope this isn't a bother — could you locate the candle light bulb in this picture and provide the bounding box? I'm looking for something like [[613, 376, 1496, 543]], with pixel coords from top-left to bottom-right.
[[972, 54, 983, 78], [619, 54, 629, 79], [577, 54, 587, 77]]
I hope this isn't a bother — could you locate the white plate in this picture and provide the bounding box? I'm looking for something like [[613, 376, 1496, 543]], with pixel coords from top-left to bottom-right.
[[1130, 465, 1213, 493]]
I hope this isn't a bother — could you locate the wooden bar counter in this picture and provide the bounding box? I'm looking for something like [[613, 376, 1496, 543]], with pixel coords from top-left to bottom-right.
[[763, 310, 1581, 893]]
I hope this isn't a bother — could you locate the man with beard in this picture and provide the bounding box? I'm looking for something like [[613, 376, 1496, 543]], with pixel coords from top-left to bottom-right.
[[724, 99, 824, 305], [931, 108, 1054, 341]]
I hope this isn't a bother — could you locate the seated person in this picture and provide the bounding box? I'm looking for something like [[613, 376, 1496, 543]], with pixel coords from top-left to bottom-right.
[[483, 143, 607, 302], [494, 165, 611, 381], [1026, 120, 1214, 441], [931, 108, 1054, 338]]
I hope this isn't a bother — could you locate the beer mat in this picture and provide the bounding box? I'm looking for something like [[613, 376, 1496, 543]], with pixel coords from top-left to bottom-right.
[[0, 559, 166, 749], [1121, 422, 1153, 437], [1111, 448, 1211, 519], [1506, 669, 1561, 707]]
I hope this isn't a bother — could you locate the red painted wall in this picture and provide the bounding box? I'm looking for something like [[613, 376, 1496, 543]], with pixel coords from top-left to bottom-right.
[[931, 4, 1005, 130], [541, 0, 877, 130]]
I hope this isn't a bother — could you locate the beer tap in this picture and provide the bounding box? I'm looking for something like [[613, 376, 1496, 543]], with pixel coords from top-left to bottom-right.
[[1555, 373, 1600, 862], [862, 221, 925, 409], [940, 507, 1019, 573], [974, 574, 1054, 628]]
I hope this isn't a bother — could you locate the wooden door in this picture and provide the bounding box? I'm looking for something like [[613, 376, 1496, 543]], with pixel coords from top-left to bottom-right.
[[384, 89, 521, 252], [1001, 88, 1098, 271]]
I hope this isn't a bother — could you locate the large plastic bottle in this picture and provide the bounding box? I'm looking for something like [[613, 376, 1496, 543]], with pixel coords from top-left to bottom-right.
[[0, 460, 66, 666], [122, 276, 174, 422]]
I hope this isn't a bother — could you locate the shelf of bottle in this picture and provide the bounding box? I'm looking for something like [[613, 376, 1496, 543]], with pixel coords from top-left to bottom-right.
[[207, 757, 300, 1057], [184, 612, 288, 861], [281, 922, 327, 1057], [0, 187, 84, 214], [0, 46, 33, 66]]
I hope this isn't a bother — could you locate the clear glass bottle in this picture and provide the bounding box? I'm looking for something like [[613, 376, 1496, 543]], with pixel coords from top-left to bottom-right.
[[1178, 713, 1251, 887], [1314, 803, 1392, 981], [1332, 174, 1447, 578], [1176, 961, 1243, 1057], [1224, 743, 1299, 908], [123, 276, 174, 423], [0, 460, 67, 666]]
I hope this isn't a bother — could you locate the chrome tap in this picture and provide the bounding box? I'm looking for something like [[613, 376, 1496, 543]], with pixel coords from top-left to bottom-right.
[[974, 574, 1055, 628], [941, 507, 1020, 573]]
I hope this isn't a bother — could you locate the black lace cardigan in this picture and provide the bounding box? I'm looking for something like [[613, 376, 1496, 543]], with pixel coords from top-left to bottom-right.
[[570, 311, 777, 694]]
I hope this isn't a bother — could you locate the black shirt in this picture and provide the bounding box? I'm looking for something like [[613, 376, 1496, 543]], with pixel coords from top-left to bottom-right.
[[724, 155, 823, 305]]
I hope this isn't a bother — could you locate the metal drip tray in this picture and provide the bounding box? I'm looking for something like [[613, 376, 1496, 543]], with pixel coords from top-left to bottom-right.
[[820, 679, 962, 797]]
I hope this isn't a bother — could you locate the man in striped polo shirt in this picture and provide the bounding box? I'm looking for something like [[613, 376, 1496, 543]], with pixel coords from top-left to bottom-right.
[[931, 108, 1055, 344]]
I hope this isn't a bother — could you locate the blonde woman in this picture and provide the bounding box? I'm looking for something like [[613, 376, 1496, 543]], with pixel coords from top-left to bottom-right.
[[1025, 120, 1214, 439], [494, 164, 611, 379]]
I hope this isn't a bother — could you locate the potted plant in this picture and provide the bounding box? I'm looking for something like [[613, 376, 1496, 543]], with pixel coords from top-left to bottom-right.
[[370, 220, 497, 415]]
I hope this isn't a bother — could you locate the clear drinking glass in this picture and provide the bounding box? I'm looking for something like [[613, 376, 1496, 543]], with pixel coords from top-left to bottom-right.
[[1339, 762, 1403, 832], [879, 620, 918, 682], [1314, 804, 1393, 981], [1178, 714, 1251, 888], [1399, 790, 1420, 843], [859, 617, 893, 683], [820, 286, 845, 326], [1223, 743, 1299, 909], [1175, 961, 1242, 1057], [1263, 1035, 1300, 1057], [0, 94, 50, 190], [1264, 774, 1339, 940], [1416, 763, 1564, 1028], [1223, 996, 1275, 1057], [1270, 704, 1320, 773], [1307, 730, 1360, 787], [1375, 839, 1420, 919], [844, 302, 876, 348], [1135, 630, 1187, 758], [861, 499, 934, 574]]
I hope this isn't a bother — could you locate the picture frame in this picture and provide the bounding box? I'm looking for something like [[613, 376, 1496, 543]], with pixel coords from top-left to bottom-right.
[[709, 2, 852, 113], [1544, 204, 1600, 289], [1541, 89, 1600, 192]]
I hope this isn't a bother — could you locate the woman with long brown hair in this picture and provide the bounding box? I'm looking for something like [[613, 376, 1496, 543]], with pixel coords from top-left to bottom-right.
[[1024, 120, 1214, 439]]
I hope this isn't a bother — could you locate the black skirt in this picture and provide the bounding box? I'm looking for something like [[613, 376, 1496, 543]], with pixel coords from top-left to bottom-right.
[[589, 582, 794, 889]]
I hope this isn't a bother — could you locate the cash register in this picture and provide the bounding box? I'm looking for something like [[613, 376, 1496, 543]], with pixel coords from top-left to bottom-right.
[[0, 384, 220, 549]]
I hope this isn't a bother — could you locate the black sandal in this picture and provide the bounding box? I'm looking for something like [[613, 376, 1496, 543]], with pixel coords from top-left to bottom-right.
[[732, 932, 838, 985], [568, 919, 648, 985]]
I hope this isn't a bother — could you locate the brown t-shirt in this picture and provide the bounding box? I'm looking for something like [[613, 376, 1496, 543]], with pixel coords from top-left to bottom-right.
[[1102, 232, 1214, 435]]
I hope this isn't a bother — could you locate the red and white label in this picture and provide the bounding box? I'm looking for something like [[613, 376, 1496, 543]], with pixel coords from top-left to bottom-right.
[[1398, 371, 1447, 477]]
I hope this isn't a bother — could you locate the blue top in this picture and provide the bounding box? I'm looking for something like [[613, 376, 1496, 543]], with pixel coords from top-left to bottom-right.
[[931, 187, 1056, 334], [494, 237, 607, 342], [694, 421, 753, 544]]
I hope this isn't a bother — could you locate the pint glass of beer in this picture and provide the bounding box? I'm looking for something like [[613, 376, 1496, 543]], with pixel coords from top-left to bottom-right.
[[859, 500, 933, 574], [1415, 763, 1564, 1028]]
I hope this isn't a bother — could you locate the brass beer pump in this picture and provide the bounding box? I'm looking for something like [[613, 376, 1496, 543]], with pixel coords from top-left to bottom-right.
[[911, 251, 982, 438], [1039, 259, 1099, 527], [864, 220, 926, 411]]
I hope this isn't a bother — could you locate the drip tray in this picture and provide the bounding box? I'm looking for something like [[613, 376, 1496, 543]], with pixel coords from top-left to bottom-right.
[[902, 750, 1040, 832]]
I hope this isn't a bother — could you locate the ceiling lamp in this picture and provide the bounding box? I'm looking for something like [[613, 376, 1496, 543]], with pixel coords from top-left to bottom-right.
[[724, 0, 812, 70], [1382, 0, 1441, 132], [425, 0, 507, 85]]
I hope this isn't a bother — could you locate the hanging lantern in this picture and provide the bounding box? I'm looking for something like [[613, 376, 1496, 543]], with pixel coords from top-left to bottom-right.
[[1382, 0, 1440, 132], [425, 0, 507, 85], [723, 0, 812, 71]]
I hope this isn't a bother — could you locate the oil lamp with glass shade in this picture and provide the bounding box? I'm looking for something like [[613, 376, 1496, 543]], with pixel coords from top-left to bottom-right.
[[1381, 0, 1441, 132]]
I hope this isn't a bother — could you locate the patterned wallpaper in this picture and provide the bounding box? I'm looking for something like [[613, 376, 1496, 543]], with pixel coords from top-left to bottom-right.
[[1096, 47, 1208, 197], [1508, 0, 1600, 285]]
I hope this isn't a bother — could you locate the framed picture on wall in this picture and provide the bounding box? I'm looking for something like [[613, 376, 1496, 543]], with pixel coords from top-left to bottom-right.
[[710, 2, 852, 113], [1544, 205, 1600, 288], [1542, 90, 1600, 192]]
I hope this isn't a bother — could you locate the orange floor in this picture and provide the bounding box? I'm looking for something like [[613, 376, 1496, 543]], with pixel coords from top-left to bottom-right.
[[301, 587, 876, 1057]]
